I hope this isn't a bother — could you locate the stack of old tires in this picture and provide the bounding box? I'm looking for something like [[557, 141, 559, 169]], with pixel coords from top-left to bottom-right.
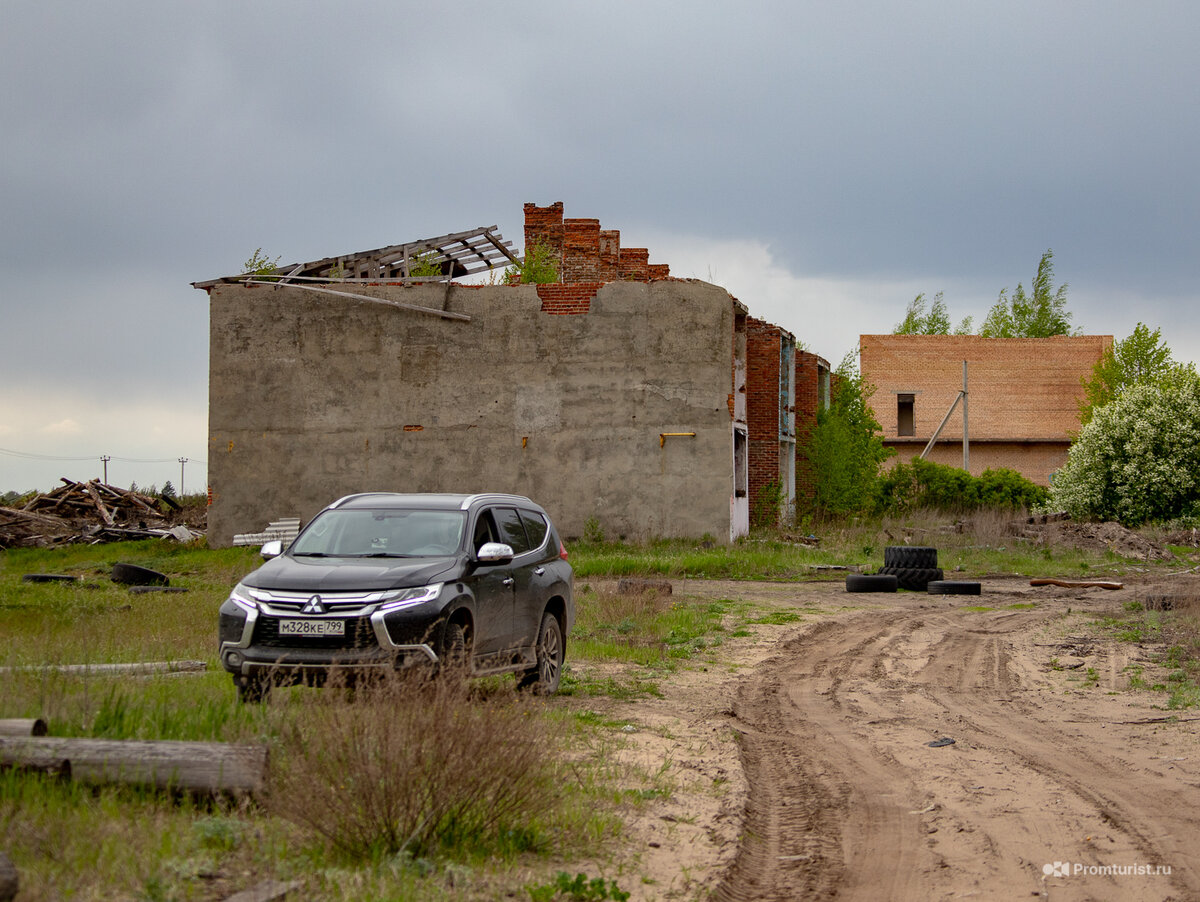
[[879, 545, 943, 591], [845, 546, 983, 594]]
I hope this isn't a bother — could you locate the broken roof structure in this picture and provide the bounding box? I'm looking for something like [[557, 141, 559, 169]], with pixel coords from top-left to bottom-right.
[[192, 225, 520, 289]]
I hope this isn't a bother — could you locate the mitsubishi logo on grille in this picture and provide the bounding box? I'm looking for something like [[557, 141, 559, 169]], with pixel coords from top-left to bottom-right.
[[301, 595, 327, 615]]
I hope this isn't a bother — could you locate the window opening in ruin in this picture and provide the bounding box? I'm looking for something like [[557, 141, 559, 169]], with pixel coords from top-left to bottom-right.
[[897, 394, 915, 436]]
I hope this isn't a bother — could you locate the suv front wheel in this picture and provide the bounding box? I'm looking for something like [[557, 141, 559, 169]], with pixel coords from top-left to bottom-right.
[[518, 612, 563, 695]]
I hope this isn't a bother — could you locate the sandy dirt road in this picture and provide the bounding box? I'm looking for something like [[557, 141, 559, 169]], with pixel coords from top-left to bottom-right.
[[581, 576, 1200, 901]]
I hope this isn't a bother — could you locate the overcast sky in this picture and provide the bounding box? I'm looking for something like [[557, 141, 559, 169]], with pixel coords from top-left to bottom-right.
[[2, 2, 1197, 493]]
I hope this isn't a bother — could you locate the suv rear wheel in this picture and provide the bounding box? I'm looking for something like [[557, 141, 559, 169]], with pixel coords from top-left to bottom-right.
[[518, 613, 564, 695]]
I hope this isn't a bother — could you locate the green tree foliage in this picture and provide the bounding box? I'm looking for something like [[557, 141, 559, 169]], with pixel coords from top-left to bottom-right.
[[979, 249, 1075, 337], [876, 457, 1048, 513], [893, 292, 972, 335], [1079, 322, 1177, 425], [407, 250, 446, 278], [1050, 368, 1200, 525], [506, 242, 560, 284], [803, 353, 892, 515], [242, 248, 281, 277]]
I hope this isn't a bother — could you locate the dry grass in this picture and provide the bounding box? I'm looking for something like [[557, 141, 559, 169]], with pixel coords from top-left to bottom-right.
[[269, 670, 567, 861]]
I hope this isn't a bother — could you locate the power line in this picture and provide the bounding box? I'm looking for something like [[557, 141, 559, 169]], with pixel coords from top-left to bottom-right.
[[0, 446, 206, 466]]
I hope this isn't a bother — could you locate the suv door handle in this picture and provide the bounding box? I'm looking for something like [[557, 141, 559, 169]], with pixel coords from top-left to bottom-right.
[[502, 577, 515, 587], [534, 567, 545, 576]]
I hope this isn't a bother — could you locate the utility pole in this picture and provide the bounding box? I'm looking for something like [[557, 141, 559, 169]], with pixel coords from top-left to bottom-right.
[[962, 360, 969, 473], [101, 455, 111, 484], [178, 458, 188, 496]]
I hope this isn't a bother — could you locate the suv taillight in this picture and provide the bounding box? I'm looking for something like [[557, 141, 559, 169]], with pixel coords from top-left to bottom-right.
[[559, 540, 569, 561]]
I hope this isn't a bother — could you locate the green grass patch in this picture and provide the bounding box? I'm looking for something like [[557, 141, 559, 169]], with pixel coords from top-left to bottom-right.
[[749, 611, 803, 625], [570, 587, 743, 672]]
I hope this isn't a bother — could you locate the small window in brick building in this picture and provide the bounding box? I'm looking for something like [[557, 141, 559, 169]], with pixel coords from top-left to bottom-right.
[[897, 394, 915, 436]]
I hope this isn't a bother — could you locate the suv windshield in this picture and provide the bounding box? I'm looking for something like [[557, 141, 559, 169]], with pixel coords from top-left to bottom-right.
[[290, 509, 466, 558]]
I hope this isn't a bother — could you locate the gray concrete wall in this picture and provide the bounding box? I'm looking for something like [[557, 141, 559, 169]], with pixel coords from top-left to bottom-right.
[[207, 279, 740, 546]]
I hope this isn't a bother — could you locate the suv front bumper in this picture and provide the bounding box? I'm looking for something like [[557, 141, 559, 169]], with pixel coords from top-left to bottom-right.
[[219, 596, 440, 677]]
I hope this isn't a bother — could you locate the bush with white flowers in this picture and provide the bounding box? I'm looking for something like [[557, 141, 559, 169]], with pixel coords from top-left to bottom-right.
[[1051, 369, 1200, 525]]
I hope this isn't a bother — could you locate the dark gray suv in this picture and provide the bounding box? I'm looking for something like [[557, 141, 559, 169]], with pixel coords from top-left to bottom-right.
[[218, 493, 574, 701]]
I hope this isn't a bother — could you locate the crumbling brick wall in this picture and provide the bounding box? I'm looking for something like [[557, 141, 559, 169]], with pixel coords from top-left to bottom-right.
[[746, 317, 787, 522], [794, 350, 830, 503], [523, 202, 669, 286]]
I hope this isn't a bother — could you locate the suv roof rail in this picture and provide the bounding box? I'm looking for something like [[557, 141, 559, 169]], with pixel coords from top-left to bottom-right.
[[459, 493, 534, 510], [328, 492, 394, 509]]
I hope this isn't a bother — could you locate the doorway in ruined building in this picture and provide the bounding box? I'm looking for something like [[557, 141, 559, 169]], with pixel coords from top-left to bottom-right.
[[732, 425, 749, 539]]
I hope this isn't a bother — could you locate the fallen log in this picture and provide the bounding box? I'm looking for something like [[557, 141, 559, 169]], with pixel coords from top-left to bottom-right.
[[221, 879, 303, 902], [0, 737, 267, 795], [1030, 578, 1124, 590], [0, 850, 16, 902], [0, 661, 206, 677], [0, 719, 47, 737], [0, 751, 70, 779]]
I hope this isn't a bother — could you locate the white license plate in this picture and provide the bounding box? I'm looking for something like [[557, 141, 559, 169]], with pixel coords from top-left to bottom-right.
[[278, 618, 345, 637]]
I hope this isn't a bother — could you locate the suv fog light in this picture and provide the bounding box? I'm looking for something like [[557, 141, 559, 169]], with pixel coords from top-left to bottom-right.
[[225, 650, 243, 669]]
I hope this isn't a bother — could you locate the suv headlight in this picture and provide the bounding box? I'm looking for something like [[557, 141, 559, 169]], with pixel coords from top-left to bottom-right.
[[227, 583, 257, 614], [378, 583, 442, 613]]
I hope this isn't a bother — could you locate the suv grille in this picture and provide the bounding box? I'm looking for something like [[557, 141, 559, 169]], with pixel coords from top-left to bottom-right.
[[253, 616, 378, 650]]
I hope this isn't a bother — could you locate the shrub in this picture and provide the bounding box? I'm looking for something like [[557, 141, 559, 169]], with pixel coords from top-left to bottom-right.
[[408, 250, 445, 278], [877, 457, 1048, 513], [1051, 370, 1200, 525], [751, 480, 785, 528], [803, 353, 892, 515], [507, 241, 560, 285], [269, 672, 564, 860]]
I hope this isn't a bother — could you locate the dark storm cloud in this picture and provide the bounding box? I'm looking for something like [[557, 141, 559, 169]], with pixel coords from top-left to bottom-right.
[[1, 0, 1198, 490]]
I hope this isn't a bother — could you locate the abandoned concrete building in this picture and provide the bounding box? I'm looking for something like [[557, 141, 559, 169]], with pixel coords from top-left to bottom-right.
[[859, 333, 1112, 486], [195, 203, 829, 547]]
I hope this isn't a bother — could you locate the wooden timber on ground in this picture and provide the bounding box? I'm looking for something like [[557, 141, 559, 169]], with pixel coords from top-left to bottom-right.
[[1030, 578, 1124, 590], [0, 478, 203, 547], [0, 736, 267, 795], [0, 661, 207, 677], [0, 479, 202, 549]]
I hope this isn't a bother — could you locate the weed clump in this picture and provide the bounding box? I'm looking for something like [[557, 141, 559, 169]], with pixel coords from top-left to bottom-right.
[[269, 671, 564, 860]]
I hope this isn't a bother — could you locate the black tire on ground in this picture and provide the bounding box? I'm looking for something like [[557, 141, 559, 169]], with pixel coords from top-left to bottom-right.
[[517, 613, 565, 695], [21, 574, 78, 583], [845, 573, 899, 593], [438, 620, 471, 676], [927, 580, 982, 596], [235, 675, 270, 703], [111, 563, 170, 587], [883, 546, 939, 569], [879, 566, 945, 591]]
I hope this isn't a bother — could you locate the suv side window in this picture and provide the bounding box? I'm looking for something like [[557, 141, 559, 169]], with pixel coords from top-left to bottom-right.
[[519, 510, 549, 551], [491, 506, 532, 554], [472, 511, 497, 553]]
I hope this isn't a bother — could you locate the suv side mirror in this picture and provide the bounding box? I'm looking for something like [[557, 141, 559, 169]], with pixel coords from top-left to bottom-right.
[[476, 541, 514, 565], [261, 540, 283, 560]]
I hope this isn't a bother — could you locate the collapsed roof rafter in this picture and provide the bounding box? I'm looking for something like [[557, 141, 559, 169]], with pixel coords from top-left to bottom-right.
[[192, 225, 521, 289]]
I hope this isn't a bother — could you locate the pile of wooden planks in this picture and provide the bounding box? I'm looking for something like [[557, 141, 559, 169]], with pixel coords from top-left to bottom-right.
[[0, 478, 200, 548]]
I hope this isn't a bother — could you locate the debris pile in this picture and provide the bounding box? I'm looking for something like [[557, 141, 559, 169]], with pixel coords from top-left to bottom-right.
[[0, 479, 203, 548], [1010, 513, 1173, 561]]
